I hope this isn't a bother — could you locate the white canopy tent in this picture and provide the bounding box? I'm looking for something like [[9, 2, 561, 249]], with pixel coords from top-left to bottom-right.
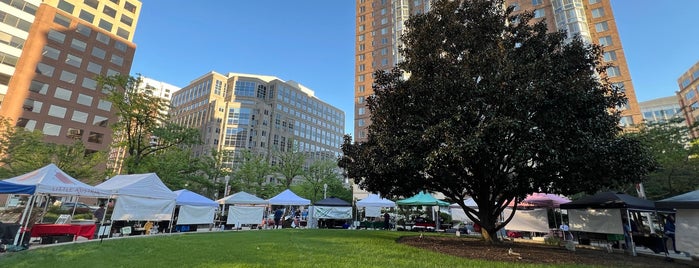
[[3, 163, 109, 246], [174, 189, 218, 225], [357, 194, 395, 217], [449, 198, 479, 222], [267, 189, 310, 206], [96, 173, 176, 221], [218, 191, 268, 226], [4, 163, 109, 197]]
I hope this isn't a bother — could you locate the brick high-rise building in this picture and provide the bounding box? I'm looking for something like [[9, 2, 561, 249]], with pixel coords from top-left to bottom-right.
[[676, 61, 699, 138], [0, 0, 141, 153], [354, 0, 642, 141]]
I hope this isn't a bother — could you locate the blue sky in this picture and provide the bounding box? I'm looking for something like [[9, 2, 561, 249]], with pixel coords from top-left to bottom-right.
[[130, 1, 697, 137]]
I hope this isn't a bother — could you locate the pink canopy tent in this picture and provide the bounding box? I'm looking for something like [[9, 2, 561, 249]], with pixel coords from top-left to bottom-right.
[[507, 193, 571, 208]]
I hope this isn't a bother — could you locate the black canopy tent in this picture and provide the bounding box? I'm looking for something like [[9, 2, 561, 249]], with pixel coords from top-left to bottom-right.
[[560, 192, 665, 256]]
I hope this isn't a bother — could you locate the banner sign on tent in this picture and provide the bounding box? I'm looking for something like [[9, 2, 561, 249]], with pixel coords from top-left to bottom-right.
[[313, 206, 352, 219], [177, 205, 216, 225]]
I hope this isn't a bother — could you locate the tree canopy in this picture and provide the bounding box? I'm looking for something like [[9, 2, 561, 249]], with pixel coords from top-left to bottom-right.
[[339, 0, 655, 242]]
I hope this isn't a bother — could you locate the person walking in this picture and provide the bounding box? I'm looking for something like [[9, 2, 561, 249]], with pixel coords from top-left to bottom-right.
[[665, 215, 680, 254]]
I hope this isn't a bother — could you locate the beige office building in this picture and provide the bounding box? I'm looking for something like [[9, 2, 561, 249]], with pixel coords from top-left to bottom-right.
[[170, 72, 345, 174], [0, 0, 141, 153], [354, 0, 642, 141]]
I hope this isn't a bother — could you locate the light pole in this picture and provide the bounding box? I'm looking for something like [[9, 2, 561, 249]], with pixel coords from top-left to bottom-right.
[[323, 183, 328, 199], [224, 175, 230, 197]]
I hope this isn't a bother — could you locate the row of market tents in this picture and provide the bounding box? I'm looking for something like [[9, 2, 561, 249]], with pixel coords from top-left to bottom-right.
[[2, 164, 699, 257]]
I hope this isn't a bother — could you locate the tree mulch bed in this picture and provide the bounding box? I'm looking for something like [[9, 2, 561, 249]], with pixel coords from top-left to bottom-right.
[[398, 236, 698, 267]]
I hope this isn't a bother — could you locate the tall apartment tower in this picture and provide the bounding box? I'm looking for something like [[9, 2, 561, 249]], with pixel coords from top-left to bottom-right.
[[676, 61, 699, 138], [0, 0, 141, 153], [170, 72, 345, 172], [354, 0, 642, 141]]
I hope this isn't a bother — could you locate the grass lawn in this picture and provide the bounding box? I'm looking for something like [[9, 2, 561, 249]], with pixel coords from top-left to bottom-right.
[[0, 229, 597, 268]]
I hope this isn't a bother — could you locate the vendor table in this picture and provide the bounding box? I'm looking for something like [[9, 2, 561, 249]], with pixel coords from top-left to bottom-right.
[[30, 223, 96, 241]]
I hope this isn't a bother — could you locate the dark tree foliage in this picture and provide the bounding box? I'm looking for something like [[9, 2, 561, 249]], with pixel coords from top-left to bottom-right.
[[339, 0, 655, 242]]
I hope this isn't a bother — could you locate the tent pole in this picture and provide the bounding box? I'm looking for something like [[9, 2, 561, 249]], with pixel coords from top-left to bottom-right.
[[13, 195, 34, 246], [626, 210, 636, 256]]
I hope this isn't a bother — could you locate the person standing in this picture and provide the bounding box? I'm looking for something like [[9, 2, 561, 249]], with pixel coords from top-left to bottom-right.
[[665, 215, 680, 254], [93, 204, 106, 223], [383, 212, 391, 230], [274, 208, 284, 229]]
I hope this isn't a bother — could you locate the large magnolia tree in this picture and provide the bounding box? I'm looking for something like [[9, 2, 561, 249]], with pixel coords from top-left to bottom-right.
[[339, 0, 655, 242]]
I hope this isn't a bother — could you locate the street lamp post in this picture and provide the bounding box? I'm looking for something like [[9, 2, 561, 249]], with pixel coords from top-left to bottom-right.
[[323, 183, 328, 199], [224, 175, 230, 197]]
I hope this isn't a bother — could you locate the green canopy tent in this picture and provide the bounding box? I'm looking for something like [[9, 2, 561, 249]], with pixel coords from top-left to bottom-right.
[[396, 191, 450, 230]]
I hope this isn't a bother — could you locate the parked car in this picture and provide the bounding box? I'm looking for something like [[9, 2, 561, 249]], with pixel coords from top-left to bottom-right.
[[60, 202, 96, 212]]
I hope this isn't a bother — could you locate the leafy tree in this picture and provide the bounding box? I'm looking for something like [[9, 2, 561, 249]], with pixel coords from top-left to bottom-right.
[[0, 118, 106, 183], [98, 75, 200, 174], [339, 0, 655, 243], [625, 120, 699, 199], [132, 147, 213, 192], [233, 150, 273, 195], [297, 159, 349, 203], [272, 143, 306, 189]]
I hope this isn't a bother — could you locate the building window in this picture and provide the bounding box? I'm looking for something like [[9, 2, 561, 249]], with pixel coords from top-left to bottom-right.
[[619, 116, 634, 127], [87, 62, 102, 74], [87, 132, 104, 143], [97, 99, 112, 111], [77, 94, 92, 106], [602, 51, 617, 62], [23, 99, 41, 113], [589, 0, 600, 4], [42, 46, 60, 60], [42, 123, 61, 136], [98, 19, 112, 31], [91, 47, 106, 59], [93, 115, 108, 127], [65, 54, 82, 68], [70, 39, 87, 52], [124, 1, 137, 13], [115, 41, 127, 51], [534, 9, 545, 18], [71, 110, 88, 123], [59, 71, 77, 84], [116, 28, 130, 39], [103, 6, 117, 18], [36, 63, 55, 77], [685, 90, 697, 101], [96, 32, 110, 44], [358, 119, 365, 126], [611, 82, 625, 93], [84, 0, 99, 9], [358, 107, 366, 115], [82, 77, 97, 90], [48, 105, 67, 118], [66, 128, 83, 140], [57, 0, 75, 13], [357, 96, 365, 104], [595, 22, 609, 32], [54, 13, 71, 27], [598, 36, 612, 46], [120, 15, 133, 26], [54, 87, 72, 101], [79, 10, 95, 23], [591, 8, 605, 18], [358, 85, 365, 93], [47, 30, 66, 43], [532, 0, 542, 5], [29, 80, 49, 94], [76, 24, 91, 37], [110, 54, 123, 66], [606, 66, 621, 77]]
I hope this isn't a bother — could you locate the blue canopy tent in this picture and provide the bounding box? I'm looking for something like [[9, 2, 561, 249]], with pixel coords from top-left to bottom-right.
[[0, 180, 36, 195]]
